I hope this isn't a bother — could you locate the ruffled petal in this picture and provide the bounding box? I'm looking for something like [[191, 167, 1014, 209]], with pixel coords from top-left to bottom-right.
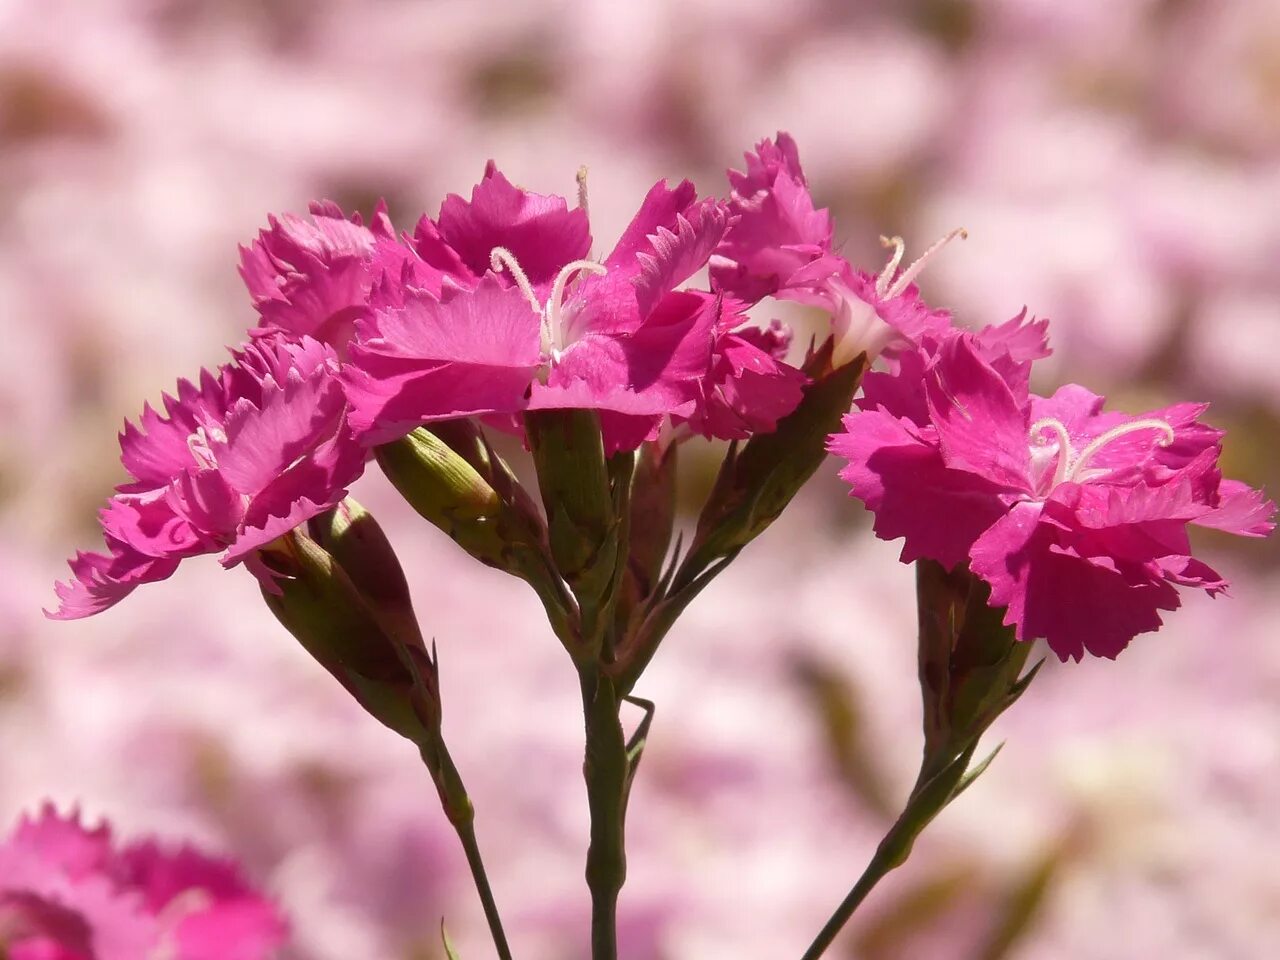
[[828, 410, 1010, 569]]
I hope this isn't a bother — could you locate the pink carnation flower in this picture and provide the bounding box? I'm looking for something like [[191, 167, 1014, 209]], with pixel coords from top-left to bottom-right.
[[49, 336, 365, 619], [342, 166, 750, 452], [678, 306, 808, 440], [239, 201, 414, 351], [828, 325, 1275, 661], [0, 805, 286, 960], [712, 133, 960, 366]]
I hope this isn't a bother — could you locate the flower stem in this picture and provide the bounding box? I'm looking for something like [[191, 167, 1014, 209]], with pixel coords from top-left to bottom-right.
[[798, 741, 980, 960], [420, 740, 514, 960], [580, 667, 629, 960], [454, 816, 514, 960]]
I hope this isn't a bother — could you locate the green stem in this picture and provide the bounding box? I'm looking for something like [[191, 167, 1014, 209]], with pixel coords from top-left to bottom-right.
[[799, 744, 978, 960], [422, 741, 514, 960], [454, 817, 514, 960], [798, 832, 903, 960], [580, 668, 629, 960]]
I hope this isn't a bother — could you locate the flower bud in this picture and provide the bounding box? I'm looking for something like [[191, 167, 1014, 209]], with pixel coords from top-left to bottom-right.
[[258, 530, 435, 740], [307, 498, 419, 648], [614, 441, 677, 636], [376, 423, 546, 576]]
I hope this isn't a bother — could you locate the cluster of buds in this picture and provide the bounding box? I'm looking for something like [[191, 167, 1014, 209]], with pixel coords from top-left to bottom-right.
[[46, 133, 1273, 958]]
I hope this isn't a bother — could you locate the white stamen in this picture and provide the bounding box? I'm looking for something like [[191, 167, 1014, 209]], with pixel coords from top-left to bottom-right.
[[1029, 417, 1076, 488], [489, 246, 607, 357], [489, 246, 542, 315], [1066, 419, 1176, 483], [883, 228, 968, 300], [545, 259, 606, 351], [875, 236, 906, 297]]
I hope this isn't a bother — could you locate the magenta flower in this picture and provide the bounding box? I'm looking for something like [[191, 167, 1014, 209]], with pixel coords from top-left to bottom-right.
[[343, 169, 737, 452], [0, 805, 286, 960], [829, 326, 1275, 660], [678, 304, 808, 440], [712, 133, 960, 366], [49, 336, 365, 619], [240, 201, 414, 351]]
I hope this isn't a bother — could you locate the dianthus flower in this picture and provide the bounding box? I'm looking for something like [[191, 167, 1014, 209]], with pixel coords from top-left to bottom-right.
[[49, 336, 365, 619], [711, 133, 960, 366], [0, 805, 286, 960], [341, 166, 744, 452], [828, 325, 1275, 660], [239, 200, 413, 350]]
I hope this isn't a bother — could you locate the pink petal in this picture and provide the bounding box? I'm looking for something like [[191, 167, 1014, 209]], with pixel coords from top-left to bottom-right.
[[969, 501, 1181, 661], [828, 410, 1010, 569], [344, 277, 542, 442], [924, 333, 1032, 491], [1195, 478, 1277, 537], [434, 161, 591, 288]]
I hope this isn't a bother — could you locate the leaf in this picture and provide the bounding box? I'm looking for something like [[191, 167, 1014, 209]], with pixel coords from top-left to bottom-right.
[[951, 741, 1005, 802], [441, 919, 461, 960]]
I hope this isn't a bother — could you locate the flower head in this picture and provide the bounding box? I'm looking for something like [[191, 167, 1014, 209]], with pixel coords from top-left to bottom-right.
[[240, 201, 414, 351], [344, 170, 737, 452], [49, 336, 366, 619], [0, 805, 286, 960], [829, 324, 1275, 660], [712, 133, 960, 366]]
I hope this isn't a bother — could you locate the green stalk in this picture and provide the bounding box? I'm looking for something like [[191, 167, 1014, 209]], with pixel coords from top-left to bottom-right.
[[420, 737, 514, 960], [580, 668, 629, 960]]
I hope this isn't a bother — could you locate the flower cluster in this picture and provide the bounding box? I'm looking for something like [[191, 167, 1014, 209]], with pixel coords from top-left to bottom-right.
[[0, 805, 285, 960], [51, 131, 1274, 667]]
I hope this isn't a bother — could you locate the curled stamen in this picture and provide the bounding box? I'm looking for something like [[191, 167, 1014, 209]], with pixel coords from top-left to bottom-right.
[[884, 228, 968, 300], [545, 259, 607, 354], [1029, 417, 1076, 488], [1066, 419, 1176, 483], [875, 235, 906, 297], [489, 246, 542, 315]]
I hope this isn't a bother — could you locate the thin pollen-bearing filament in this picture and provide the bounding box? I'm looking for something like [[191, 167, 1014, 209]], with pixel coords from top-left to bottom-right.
[[1066, 419, 1176, 483], [488, 246, 606, 356], [877, 228, 969, 300], [1030, 416, 1176, 487]]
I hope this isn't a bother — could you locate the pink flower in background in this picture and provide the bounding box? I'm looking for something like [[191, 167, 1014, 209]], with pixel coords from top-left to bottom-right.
[[712, 133, 960, 366], [344, 171, 739, 452], [829, 328, 1275, 661], [0, 805, 286, 960], [49, 336, 365, 619]]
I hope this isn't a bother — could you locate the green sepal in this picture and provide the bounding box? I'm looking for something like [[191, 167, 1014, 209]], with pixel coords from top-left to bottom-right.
[[677, 344, 866, 590], [376, 423, 546, 576]]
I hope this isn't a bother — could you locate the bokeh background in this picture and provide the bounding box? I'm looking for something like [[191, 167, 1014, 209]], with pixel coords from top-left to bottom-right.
[[2, 1, 1278, 957]]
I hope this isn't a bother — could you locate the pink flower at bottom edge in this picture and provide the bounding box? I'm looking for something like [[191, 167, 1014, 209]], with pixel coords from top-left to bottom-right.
[[0, 806, 286, 960]]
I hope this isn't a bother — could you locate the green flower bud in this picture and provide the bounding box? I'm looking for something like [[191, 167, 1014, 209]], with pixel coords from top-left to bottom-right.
[[376, 423, 546, 576], [258, 530, 434, 740]]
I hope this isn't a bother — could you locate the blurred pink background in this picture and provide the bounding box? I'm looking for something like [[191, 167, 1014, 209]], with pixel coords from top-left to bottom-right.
[[2, 1, 1278, 957]]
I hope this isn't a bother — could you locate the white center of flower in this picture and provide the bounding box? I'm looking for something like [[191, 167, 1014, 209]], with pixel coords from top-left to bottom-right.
[[1029, 417, 1176, 490], [489, 246, 607, 361]]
